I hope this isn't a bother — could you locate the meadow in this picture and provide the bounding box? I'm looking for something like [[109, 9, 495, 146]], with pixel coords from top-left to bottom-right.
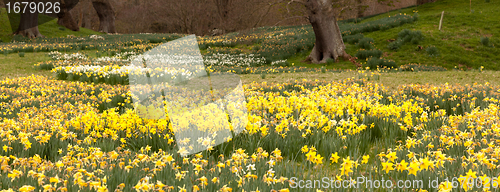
[[0, 0, 500, 191]]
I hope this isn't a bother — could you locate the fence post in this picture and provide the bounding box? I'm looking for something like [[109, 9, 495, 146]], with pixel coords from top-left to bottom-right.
[[438, 11, 444, 31]]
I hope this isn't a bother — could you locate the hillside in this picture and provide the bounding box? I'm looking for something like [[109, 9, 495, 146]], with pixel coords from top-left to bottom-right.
[[0, 8, 102, 43], [354, 0, 500, 70], [229, 0, 499, 70]]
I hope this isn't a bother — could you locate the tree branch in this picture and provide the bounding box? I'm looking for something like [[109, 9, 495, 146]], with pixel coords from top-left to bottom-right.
[[288, 0, 306, 5], [253, 0, 283, 28], [287, 0, 307, 12], [336, 4, 356, 18], [273, 16, 309, 26]]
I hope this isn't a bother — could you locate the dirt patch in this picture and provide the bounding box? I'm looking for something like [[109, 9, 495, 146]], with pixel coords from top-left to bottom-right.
[[459, 44, 474, 51], [383, 52, 394, 57], [455, 35, 471, 39]]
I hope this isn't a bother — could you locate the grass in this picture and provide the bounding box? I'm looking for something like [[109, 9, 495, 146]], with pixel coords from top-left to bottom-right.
[[352, 0, 500, 70], [0, 52, 52, 80], [0, 8, 12, 43], [0, 8, 102, 43], [38, 21, 102, 39]]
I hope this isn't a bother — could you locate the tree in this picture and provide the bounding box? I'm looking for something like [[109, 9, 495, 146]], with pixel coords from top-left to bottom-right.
[[287, 0, 358, 66], [91, 0, 116, 33], [13, 0, 80, 37], [13, 0, 44, 38], [77, 0, 94, 29], [355, 0, 368, 18], [57, 0, 80, 31], [212, 0, 231, 33], [255, 0, 290, 28], [209, 0, 280, 34]]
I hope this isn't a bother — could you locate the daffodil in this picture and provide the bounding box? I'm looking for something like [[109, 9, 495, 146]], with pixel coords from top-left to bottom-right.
[[330, 152, 340, 164], [381, 162, 394, 173]]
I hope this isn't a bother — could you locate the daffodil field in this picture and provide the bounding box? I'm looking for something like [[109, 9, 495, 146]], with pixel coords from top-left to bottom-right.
[[1, 68, 500, 191], [2, 6, 500, 191]]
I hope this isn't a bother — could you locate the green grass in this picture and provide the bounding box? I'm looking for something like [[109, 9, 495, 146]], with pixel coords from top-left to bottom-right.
[[351, 0, 500, 70], [38, 21, 102, 39], [0, 8, 12, 43], [0, 8, 102, 43], [0, 52, 52, 80]]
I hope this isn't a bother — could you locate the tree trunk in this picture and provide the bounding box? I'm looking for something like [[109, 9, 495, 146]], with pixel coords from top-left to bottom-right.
[[80, 0, 93, 29], [92, 0, 116, 33], [305, 0, 358, 66], [57, 0, 80, 31], [14, 11, 44, 38], [77, 9, 83, 27], [82, 9, 92, 29]]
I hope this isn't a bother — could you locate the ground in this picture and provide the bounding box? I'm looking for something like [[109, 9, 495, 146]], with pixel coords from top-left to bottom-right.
[[0, 0, 499, 191]]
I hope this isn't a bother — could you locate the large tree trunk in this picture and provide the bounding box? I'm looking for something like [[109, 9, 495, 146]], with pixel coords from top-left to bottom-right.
[[57, 0, 80, 31], [82, 6, 93, 29], [77, 9, 83, 27], [91, 0, 116, 33], [14, 11, 44, 38], [305, 0, 358, 66], [79, 0, 93, 29]]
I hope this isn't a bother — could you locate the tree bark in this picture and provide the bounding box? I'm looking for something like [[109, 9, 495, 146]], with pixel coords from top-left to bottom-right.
[[304, 0, 358, 66], [14, 11, 44, 38], [79, 0, 92, 29], [91, 0, 116, 33], [77, 9, 83, 27], [57, 0, 80, 31], [82, 8, 92, 29]]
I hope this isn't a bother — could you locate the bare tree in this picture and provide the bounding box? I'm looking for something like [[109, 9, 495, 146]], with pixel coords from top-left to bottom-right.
[[106, 0, 286, 35], [355, 0, 368, 19], [158, 0, 219, 35], [212, 0, 230, 33], [252, 0, 291, 28]]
